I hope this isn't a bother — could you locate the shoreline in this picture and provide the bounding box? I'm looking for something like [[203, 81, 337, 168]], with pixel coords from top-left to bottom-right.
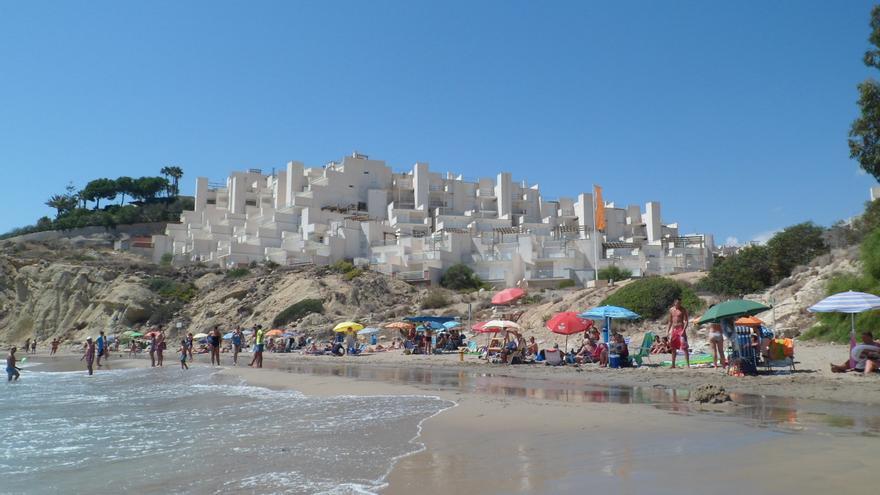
[[21, 353, 880, 495]]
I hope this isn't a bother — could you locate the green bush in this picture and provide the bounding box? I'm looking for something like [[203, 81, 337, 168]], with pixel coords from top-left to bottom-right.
[[440, 263, 485, 291], [421, 289, 451, 309], [272, 298, 324, 327], [602, 277, 703, 320], [146, 277, 197, 302], [598, 265, 632, 282], [343, 268, 363, 281], [557, 279, 576, 289], [766, 222, 828, 281], [697, 245, 774, 296], [160, 253, 173, 267], [521, 294, 543, 305], [225, 267, 250, 279], [330, 260, 355, 274]]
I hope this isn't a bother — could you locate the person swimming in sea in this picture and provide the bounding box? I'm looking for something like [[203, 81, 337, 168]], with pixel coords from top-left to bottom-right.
[[7, 347, 21, 382]]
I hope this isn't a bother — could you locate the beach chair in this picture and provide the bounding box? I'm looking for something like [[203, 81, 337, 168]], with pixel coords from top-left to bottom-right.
[[631, 331, 655, 367], [543, 348, 564, 366], [765, 338, 795, 372], [730, 325, 759, 375]]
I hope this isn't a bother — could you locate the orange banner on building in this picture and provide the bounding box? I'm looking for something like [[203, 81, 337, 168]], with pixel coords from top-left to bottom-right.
[[593, 185, 605, 231]]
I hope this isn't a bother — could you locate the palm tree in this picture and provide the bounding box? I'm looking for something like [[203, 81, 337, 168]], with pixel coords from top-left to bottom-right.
[[161, 166, 184, 197], [45, 193, 79, 218]]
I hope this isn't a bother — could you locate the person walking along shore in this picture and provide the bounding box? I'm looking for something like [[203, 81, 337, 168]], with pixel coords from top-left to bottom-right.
[[81, 337, 96, 376], [6, 347, 21, 382]]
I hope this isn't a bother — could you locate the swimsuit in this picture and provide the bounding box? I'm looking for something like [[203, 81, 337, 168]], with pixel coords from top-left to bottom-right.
[[670, 325, 688, 351], [708, 332, 723, 343]]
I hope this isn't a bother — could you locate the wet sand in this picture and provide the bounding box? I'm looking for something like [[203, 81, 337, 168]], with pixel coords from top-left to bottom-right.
[[23, 349, 880, 495]]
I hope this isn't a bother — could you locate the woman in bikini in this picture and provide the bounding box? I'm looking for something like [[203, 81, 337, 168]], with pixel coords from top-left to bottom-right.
[[707, 322, 726, 368]]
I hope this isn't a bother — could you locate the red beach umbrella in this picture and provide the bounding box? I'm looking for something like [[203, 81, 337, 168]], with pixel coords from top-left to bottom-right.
[[546, 312, 593, 335], [471, 321, 495, 333], [491, 287, 526, 305], [546, 312, 593, 351]]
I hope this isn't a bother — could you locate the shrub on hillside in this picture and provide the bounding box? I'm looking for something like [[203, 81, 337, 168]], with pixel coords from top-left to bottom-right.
[[804, 228, 880, 341], [272, 298, 325, 327], [557, 279, 576, 289], [343, 268, 363, 281], [225, 267, 250, 279], [421, 289, 451, 309], [602, 277, 703, 320], [766, 222, 828, 281], [598, 265, 632, 282], [146, 277, 197, 303], [440, 263, 485, 291], [696, 245, 774, 296]]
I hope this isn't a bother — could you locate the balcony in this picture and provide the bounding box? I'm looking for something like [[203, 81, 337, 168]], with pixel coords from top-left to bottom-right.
[[399, 270, 428, 281], [538, 248, 578, 259], [477, 189, 496, 197], [529, 268, 571, 280]]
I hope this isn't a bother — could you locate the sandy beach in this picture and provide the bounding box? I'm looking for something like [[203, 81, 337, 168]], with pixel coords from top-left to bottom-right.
[[22, 344, 880, 495]]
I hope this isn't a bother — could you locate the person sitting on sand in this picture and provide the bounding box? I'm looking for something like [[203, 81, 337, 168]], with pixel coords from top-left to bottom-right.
[[610, 333, 631, 367], [831, 331, 880, 375], [7, 347, 21, 382], [526, 336, 538, 357]]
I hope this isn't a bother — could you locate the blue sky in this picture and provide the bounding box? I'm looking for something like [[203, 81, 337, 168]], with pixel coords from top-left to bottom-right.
[[0, 0, 876, 244]]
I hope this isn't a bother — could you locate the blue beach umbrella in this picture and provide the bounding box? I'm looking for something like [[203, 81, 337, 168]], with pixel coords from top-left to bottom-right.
[[579, 305, 640, 343], [222, 332, 234, 340], [443, 321, 461, 329], [357, 327, 381, 335], [809, 291, 880, 368]]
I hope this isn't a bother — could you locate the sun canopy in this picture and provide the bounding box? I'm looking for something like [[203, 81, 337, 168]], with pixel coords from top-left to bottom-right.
[[492, 287, 525, 305], [546, 312, 593, 335], [333, 322, 364, 332], [698, 300, 771, 324], [404, 316, 457, 323], [579, 305, 640, 320], [808, 291, 880, 313], [734, 316, 764, 327]]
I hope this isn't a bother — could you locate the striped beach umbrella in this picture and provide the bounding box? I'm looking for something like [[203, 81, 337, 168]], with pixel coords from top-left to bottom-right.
[[808, 291, 880, 368]]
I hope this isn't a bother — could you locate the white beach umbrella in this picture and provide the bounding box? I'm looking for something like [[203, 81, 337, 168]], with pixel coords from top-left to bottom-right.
[[808, 291, 880, 368]]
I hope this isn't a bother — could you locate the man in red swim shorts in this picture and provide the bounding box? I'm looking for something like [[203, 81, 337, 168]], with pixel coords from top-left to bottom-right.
[[667, 298, 690, 369]]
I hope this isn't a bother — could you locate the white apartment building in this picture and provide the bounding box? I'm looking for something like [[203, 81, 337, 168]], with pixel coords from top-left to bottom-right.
[[152, 153, 714, 287]]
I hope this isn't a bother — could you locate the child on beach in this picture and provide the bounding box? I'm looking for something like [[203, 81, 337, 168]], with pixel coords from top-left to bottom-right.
[[179, 339, 189, 370], [651, 336, 670, 354]]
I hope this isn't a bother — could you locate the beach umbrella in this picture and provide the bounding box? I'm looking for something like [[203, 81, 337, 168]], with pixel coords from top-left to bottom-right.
[[265, 329, 284, 338], [222, 332, 234, 340], [124, 331, 143, 338], [491, 287, 526, 305], [404, 316, 457, 324], [282, 332, 296, 338], [580, 305, 640, 343], [384, 321, 414, 330], [243, 329, 254, 336], [193, 332, 208, 339], [443, 321, 461, 329], [471, 321, 488, 332], [357, 327, 381, 335], [333, 321, 364, 332], [808, 291, 880, 368], [734, 315, 764, 327], [546, 312, 594, 350], [482, 320, 521, 330], [698, 300, 771, 324]]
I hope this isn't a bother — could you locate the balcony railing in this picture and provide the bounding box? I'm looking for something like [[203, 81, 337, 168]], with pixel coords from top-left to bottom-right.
[[530, 268, 571, 279], [399, 270, 428, 281]]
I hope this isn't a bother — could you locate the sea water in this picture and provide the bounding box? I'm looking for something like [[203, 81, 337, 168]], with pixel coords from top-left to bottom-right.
[[0, 366, 450, 494]]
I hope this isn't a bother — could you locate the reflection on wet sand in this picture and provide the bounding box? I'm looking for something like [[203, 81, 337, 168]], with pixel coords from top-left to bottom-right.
[[270, 361, 880, 435]]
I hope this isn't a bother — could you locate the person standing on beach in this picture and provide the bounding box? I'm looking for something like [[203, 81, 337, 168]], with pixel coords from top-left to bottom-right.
[[30, 340, 37, 355], [148, 334, 157, 367], [178, 339, 189, 370], [50, 338, 59, 356], [209, 325, 222, 366], [707, 321, 726, 368], [23, 339, 30, 355], [249, 325, 264, 368], [7, 347, 21, 382], [186, 332, 194, 361], [81, 337, 96, 376], [156, 326, 166, 367], [667, 298, 690, 369], [96, 331, 106, 367], [231, 327, 244, 366]]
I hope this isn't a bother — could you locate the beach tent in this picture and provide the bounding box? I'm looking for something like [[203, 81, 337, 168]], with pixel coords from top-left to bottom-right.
[[580, 305, 640, 343], [491, 287, 525, 305], [546, 312, 593, 350], [808, 291, 880, 368]]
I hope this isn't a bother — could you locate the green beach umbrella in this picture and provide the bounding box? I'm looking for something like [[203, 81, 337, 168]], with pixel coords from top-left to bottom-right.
[[698, 299, 771, 324]]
